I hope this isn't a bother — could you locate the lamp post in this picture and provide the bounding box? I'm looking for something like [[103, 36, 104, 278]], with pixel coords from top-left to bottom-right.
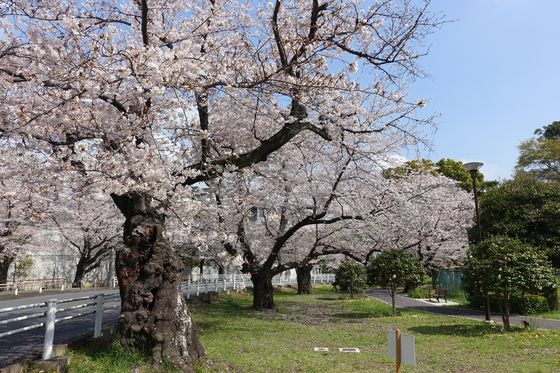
[[463, 162, 483, 242], [463, 161, 491, 322]]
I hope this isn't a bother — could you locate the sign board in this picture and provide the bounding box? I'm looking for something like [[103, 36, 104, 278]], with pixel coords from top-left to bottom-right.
[[313, 347, 329, 352], [338, 348, 360, 353], [388, 330, 416, 365]]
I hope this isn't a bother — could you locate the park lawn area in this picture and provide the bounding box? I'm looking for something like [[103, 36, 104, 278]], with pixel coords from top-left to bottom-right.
[[193, 286, 560, 373]]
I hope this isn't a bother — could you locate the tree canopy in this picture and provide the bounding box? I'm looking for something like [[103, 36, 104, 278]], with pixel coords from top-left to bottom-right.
[[516, 121, 560, 182], [383, 158, 484, 192], [479, 176, 560, 266]]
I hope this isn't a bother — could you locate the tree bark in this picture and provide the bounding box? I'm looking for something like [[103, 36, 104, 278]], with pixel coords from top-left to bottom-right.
[[251, 270, 275, 310], [430, 269, 439, 290], [296, 264, 312, 294], [0, 255, 14, 291], [199, 259, 204, 277], [500, 294, 511, 331], [72, 257, 86, 288], [111, 192, 204, 372], [544, 286, 558, 311]]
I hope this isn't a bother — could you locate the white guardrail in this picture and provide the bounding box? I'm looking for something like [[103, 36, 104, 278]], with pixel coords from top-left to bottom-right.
[[0, 278, 67, 295], [183, 273, 336, 298], [0, 273, 335, 361], [0, 293, 120, 360]]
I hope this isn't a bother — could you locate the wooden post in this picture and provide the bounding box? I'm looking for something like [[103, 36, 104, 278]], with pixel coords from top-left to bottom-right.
[[396, 329, 401, 373]]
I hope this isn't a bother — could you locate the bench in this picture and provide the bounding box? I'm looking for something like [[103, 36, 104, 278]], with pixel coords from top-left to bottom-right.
[[429, 288, 447, 303]]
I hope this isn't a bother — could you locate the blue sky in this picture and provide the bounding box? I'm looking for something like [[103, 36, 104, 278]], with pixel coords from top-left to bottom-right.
[[410, 0, 560, 180]]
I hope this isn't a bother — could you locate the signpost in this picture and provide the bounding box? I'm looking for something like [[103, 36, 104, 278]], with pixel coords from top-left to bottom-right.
[[388, 329, 415, 372]]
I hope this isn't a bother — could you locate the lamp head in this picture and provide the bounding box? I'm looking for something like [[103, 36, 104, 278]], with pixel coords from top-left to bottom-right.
[[463, 162, 483, 172]]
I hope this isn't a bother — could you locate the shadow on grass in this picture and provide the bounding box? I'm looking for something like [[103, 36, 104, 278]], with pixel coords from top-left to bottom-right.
[[409, 323, 524, 337], [316, 297, 347, 301], [193, 297, 253, 317], [331, 311, 392, 319]]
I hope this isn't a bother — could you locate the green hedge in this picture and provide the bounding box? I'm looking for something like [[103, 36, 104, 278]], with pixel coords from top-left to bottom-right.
[[408, 286, 431, 299], [468, 293, 549, 315]]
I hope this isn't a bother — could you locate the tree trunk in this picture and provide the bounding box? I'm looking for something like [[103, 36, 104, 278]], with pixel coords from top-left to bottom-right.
[[430, 269, 439, 290], [251, 270, 275, 310], [111, 192, 204, 372], [72, 257, 86, 288], [501, 294, 511, 331], [0, 256, 14, 291], [199, 259, 204, 277], [296, 264, 312, 294], [544, 286, 558, 311], [390, 288, 396, 316]]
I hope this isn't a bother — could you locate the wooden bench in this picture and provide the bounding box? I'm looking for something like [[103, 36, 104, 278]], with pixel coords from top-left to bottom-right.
[[429, 288, 447, 303]]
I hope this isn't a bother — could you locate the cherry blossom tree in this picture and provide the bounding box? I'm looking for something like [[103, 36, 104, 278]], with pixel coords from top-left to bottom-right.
[[49, 192, 123, 287], [273, 172, 473, 295], [0, 0, 441, 368], [207, 140, 473, 309], [0, 146, 47, 287]]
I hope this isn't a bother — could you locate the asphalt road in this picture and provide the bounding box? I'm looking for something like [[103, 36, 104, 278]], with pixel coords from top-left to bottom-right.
[[364, 288, 560, 330], [0, 289, 120, 367]]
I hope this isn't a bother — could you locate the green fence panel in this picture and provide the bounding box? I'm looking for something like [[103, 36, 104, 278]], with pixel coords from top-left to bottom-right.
[[438, 270, 463, 291]]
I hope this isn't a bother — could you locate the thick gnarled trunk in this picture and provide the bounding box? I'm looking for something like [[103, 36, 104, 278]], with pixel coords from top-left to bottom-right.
[[111, 192, 204, 372], [296, 264, 312, 294], [251, 270, 275, 310]]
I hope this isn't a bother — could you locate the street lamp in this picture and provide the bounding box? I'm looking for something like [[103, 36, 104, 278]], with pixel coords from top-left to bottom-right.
[[463, 162, 483, 242], [463, 161, 491, 322]]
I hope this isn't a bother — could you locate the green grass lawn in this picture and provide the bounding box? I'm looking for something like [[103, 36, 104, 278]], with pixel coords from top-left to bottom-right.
[[193, 286, 560, 373], [62, 286, 560, 373]]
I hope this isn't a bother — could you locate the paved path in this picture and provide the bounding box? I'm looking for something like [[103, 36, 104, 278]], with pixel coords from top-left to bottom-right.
[[364, 288, 560, 330], [0, 289, 120, 367]]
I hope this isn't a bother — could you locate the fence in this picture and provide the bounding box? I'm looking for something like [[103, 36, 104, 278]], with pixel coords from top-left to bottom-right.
[[0, 272, 335, 363], [438, 270, 463, 292], [0, 278, 67, 294], [0, 292, 120, 360], [182, 272, 336, 298]]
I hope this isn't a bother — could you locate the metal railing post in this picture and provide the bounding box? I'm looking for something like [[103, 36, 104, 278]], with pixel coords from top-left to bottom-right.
[[42, 300, 57, 360], [233, 276, 236, 291], [94, 294, 104, 338]]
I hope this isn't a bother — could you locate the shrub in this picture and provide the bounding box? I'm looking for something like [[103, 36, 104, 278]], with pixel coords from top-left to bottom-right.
[[468, 293, 549, 315], [408, 287, 430, 299], [511, 295, 549, 315], [333, 260, 367, 298], [367, 250, 424, 316]]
